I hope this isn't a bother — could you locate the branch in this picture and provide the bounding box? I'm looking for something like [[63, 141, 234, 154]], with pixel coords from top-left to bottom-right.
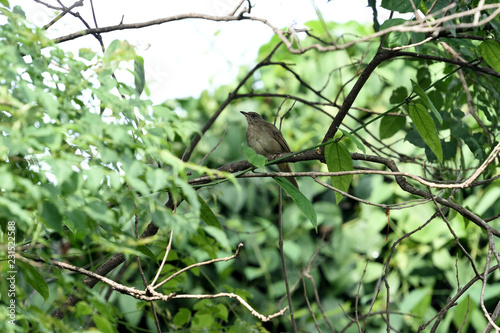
[[33, 243, 286, 322], [321, 50, 397, 145], [181, 42, 282, 162], [253, 3, 500, 54], [151, 243, 244, 290], [51, 220, 160, 318], [52, 12, 252, 44], [192, 162, 500, 190], [201, 151, 500, 236]]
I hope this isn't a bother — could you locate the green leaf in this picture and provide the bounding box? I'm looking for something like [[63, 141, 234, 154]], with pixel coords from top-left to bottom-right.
[[340, 129, 366, 156], [480, 40, 500, 73], [198, 194, 221, 229], [0, 197, 31, 222], [204, 226, 230, 251], [242, 143, 267, 169], [79, 48, 96, 61], [18, 261, 49, 302], [380, 115, 406, 139], [41, 201, 63, 231], [325, 141, 353, 204], [273, 177, 317, 230], [103, 40, 136, 72], [93, 314, 117, 333], [173, 308, 192, 326], [411, 80, 443, 124], [66, 208, 87, 232], [145, 168, 168, 193], [390, 86, 408, 104], [136, 245, 157, 262], [381, 0, 421, 13], [216, 304, 229, 322], [409, 103, 443, 163], [134, 56, 145, 95], [38, 91, 59, 118], [379, 19, 409, 47]]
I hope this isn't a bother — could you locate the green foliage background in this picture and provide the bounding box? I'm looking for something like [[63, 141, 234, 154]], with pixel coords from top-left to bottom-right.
[[1, 1, 500, 332]]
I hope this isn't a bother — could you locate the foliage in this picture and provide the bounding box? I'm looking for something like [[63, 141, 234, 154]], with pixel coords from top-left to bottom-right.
[[1, 1, 500, 333]]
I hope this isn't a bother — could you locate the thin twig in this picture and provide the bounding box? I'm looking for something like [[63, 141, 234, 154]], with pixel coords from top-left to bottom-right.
[[302, 276, 322, 333], [152, 243, 244, 290], [150, 229, 174, 287], [278, 187, 297, 332]]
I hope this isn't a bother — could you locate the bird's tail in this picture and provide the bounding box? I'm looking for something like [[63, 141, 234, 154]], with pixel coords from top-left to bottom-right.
[[277, 162, 299, 189]]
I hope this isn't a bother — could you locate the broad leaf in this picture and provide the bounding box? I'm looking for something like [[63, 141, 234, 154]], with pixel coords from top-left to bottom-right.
[[390, 86, 408, 104], [325, 141, 353, 204], [480, 40, 500, 73], [18, 261, 49, 302], [381, 0, 421, 13], [379, 18, 409, 47], [380, 115, 406, 139], [242, 143, 267, 169], [41, 201, 63, 231]]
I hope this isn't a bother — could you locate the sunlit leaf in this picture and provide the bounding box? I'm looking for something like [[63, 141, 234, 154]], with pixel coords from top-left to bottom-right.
[[134, 56, 145, 95], [340, 129, 366, 156], [242, 143, 267, 169]]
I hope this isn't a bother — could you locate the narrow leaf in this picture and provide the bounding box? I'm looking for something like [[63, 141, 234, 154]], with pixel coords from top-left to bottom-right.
[[198, 194, 221, 229], [325, 141, 353, 204], [134, 56, 145, 95], [411, 80, 443, 124], [340, 129, 366, 156], [273, 177, 317, 230], [136, 245, 157, 262], [409, 103, 443, 163]]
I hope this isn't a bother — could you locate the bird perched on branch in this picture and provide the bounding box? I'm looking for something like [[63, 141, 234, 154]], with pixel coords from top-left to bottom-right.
[[240, 111, 299, 189]]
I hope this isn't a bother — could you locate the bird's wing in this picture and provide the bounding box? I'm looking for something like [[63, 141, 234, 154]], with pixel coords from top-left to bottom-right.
[[271, 126, 291, 152]]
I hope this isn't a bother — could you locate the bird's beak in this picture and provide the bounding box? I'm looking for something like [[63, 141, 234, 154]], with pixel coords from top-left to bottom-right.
[[240, 111, 248, 117]]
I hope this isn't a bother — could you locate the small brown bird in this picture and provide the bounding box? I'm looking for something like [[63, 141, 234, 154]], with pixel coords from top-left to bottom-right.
[[241, 111, 299, 188]]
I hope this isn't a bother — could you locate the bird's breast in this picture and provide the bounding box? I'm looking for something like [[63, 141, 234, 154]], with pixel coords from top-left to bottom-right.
[[246, 129, 281, 158]]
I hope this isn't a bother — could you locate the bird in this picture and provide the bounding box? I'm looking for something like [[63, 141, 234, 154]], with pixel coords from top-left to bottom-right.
[[241, 111, 299, 189]]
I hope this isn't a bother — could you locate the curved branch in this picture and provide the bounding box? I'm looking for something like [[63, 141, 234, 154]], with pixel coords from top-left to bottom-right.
[[207, 150, 500, 236], [53, 12, 252, 44], [181, 42, 282, 162]]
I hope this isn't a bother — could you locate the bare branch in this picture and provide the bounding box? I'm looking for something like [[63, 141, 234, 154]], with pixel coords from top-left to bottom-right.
[[150, 229, 174, 287], [32, 243, 285, 322], [151, 243, 244, 290]]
